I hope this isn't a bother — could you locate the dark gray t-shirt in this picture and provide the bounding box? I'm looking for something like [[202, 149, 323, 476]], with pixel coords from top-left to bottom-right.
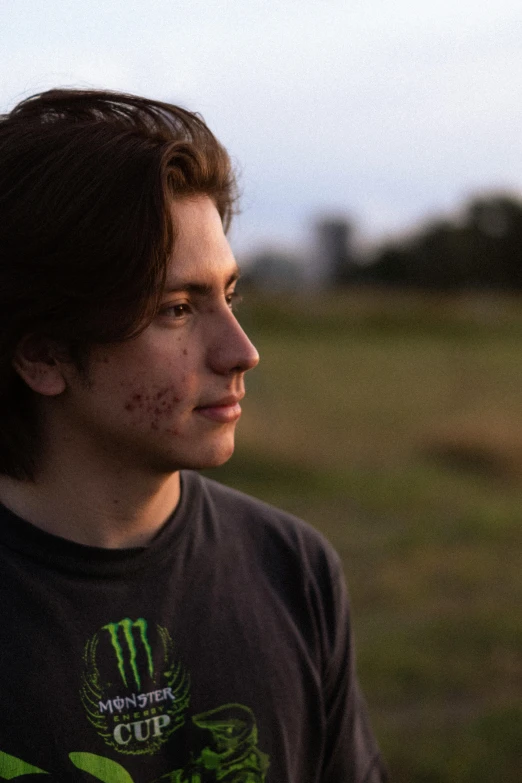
[[0, 470, 387, 782]]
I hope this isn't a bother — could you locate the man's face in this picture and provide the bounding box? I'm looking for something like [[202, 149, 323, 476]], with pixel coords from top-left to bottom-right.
[[56, 196, 259, 475]]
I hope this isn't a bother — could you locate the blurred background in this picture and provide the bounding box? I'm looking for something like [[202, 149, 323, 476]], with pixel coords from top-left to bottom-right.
[[2, 1, 521, 779]]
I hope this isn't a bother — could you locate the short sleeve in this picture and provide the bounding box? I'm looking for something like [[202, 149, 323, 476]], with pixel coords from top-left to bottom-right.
[[317, 548, 389, 782]]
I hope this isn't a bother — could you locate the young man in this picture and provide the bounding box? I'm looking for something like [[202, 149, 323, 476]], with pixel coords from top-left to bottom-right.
[[0, 89, 387, 782]]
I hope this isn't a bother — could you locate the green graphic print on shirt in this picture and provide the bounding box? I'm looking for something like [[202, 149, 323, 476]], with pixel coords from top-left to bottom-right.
[[81, 617, 190, 755], [0, 618, 270, 782]]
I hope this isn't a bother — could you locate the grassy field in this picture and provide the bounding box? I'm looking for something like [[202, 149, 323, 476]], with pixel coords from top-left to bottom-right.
[[205, 287, 522, 782]]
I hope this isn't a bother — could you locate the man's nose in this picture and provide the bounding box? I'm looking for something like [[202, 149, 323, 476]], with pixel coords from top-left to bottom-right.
[[208, 310, 259, 375]]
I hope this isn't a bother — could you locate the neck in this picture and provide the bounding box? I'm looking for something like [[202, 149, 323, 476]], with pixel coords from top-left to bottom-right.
[[0, 465, 181, 549]]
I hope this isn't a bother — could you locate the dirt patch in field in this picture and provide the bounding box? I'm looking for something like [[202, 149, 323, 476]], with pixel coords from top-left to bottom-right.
[[421, 413, 522, 481]]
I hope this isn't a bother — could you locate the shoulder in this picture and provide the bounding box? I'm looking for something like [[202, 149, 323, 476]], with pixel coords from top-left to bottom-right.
[[189, 470, 334, 544], [183, 470, 344, 589], [183, 471, 352, 679]]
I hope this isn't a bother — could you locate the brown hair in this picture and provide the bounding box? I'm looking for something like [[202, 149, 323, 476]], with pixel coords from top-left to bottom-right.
[[0, 88, 238, 479]]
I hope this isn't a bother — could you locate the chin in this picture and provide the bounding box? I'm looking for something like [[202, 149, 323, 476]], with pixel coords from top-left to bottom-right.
[[155, 435, 237, 473], [190, 441, 236, 470]]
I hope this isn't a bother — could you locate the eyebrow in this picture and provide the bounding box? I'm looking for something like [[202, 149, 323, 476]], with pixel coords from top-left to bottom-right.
[[164, 269, 240, 296]]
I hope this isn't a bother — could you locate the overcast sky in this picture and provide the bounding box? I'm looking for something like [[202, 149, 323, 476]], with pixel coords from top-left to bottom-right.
[[2, 0, 522, 257]]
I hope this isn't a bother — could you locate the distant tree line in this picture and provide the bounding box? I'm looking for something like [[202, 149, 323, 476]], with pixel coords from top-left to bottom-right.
[[242, 192, 522, 291], [354, 193, 522, 291]]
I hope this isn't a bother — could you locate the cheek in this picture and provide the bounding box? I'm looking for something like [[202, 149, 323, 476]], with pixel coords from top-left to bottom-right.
[[98, 345, 196, 427], [121, 376, 192, 430]]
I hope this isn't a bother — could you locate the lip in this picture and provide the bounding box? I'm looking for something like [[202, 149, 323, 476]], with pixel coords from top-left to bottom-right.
[[194, 395, 244, 423]]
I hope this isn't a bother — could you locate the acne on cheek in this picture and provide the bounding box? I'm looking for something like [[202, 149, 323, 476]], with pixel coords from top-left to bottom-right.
[[124, 392, 147, 414], [123, 387, 182, 423]]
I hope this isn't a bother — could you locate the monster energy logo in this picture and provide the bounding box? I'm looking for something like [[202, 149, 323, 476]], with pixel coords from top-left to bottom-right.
[[103, 618, 154, 690], [81, 619, 191, 756]]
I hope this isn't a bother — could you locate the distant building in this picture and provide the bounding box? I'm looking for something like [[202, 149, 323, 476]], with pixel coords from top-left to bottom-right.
[[315, 217, 354, 285]]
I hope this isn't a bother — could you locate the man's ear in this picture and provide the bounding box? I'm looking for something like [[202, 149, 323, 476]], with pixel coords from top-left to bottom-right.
[[12, 336, 67, 396]]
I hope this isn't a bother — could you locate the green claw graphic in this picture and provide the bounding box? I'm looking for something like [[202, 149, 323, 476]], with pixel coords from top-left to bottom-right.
[[0, 751, 48, 778], [69, 752, 135, 783]]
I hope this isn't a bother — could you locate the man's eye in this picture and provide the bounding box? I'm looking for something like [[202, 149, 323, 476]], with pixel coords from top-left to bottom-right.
[[226, 291, 243, 309], [162, 303, 191, 318]]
